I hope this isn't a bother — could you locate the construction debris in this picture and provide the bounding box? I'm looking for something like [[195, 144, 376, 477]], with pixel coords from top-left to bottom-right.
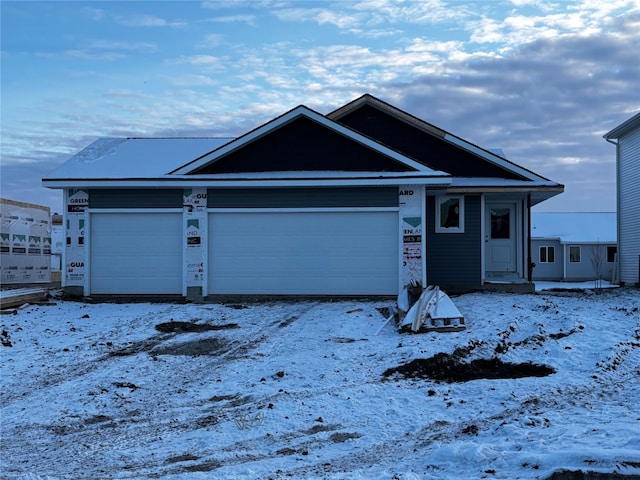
[[399, 285, 465, 333]]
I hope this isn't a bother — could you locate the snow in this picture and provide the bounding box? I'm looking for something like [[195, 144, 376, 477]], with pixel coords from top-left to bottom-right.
[[44, 138, 232, 180], [531, 212, 616, 244], [2, 286, 639, 479]]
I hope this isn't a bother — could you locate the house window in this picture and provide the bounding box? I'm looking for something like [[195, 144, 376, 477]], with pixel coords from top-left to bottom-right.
[[435, 196, 464, 233], [569, 246, 581, 263], [539, 246, 555, 263], [607, 246, 617, 263]]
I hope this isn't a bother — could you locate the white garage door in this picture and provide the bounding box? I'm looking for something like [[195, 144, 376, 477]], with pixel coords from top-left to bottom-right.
[[208, 211, 398, 295], [90, 212, 182, 294]]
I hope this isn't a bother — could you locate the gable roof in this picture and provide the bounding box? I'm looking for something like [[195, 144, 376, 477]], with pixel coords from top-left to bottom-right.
[[42, 94, 562, 197], [604, 112, 640, 140], [532, 212, 616, 244], [329, 94, 555, 183], [171, 104, 446, 176]]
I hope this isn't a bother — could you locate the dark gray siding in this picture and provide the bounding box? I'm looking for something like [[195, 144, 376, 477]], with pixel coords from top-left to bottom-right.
[[208, 187, 399, 208], [426, 195, 481, 290], [336, 105, 526, 180], [89, 189, 183, 208], [192, 117, 408, 174]]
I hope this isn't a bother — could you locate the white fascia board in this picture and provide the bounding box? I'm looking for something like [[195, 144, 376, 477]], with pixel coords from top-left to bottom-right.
[[444, 134, 549, 182], [558, 240, 616, 245], [42, 175, 452, 189], [188, 170, 447, 180], [449, 177, 563, 188], [171, 106, 445, 176], [604, 112, 640, 139]]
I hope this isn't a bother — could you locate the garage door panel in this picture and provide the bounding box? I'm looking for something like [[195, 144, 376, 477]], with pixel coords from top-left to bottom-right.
[[209, 211, 398, 295], [91, 213, 182, 294]]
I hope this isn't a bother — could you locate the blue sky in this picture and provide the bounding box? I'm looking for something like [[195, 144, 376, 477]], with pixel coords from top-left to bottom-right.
[[1, 0, 639, 214]]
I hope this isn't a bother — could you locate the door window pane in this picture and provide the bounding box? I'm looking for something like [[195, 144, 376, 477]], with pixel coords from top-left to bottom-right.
[[490, 208, 510, 239]]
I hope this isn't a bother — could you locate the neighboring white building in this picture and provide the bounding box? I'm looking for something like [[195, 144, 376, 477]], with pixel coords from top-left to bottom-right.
[[531, 212, 616, 282], [605, 112, 640, 286], [0, 198, 52, 285]]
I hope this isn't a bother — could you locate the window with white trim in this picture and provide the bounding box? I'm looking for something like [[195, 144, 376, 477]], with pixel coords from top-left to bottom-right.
[[569, 245, 581, 263], [606, 246, 617, 263], [435, 196, 464, 233], [539, 246, 555, 263]]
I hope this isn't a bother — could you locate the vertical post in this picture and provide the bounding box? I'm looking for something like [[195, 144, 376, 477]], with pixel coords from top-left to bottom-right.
[[183, 188, 207, 302], [527, 194, 533, 282], [399, 185, 423, 293], [64, 189, 89, 296]]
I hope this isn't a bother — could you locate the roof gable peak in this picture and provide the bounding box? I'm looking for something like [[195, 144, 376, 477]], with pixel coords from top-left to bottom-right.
[[172, 102, 446, 176]]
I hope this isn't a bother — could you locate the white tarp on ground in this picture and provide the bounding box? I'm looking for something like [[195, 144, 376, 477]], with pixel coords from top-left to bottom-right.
[[0, 198, 51, 284], [400, 285, 466, 332]]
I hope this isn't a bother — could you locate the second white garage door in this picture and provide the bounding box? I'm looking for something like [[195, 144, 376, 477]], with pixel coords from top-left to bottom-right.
[[208, 211, 399, 295]]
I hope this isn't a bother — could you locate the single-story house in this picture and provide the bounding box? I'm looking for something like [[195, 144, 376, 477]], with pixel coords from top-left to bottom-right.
[[42, 94, 563, 299], [531, 212, 616, 282], [604, 112, 640, 286]]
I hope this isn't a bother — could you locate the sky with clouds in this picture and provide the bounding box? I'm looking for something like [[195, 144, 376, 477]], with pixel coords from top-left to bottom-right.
[[1, 0, 639, 214]]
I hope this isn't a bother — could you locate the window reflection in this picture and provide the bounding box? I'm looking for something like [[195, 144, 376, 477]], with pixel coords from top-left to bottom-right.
[[490, 208, 510, 239]]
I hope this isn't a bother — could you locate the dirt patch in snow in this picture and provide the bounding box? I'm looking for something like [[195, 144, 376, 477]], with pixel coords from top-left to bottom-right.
[[155, 321, 238, 333], [546, 470, 640, 479], [383, 353, 555, 383], [151, 337, 231, 356]]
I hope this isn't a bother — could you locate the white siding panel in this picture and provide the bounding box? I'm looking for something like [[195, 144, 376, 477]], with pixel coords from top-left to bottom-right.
[[208, 211, 399, 295], [90, 213, 182, 294], [619, 127, 640, 284]]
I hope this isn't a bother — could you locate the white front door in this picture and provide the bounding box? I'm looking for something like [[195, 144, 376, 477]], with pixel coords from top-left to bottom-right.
[[485, 203, 516, 272]]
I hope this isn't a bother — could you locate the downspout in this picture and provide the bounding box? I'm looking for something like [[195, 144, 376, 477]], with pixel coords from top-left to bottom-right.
[[605, 135, 621, 285], [527, 194, 533, 282]]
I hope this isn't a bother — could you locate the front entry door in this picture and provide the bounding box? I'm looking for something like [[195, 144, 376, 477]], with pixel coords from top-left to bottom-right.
[[485, 203, 516, 272]]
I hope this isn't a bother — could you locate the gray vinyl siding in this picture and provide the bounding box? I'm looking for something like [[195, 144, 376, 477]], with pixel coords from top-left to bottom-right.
[[531, 239, 563, 280], [208, 187, 399, 208], [565, 244, 617, 281], [618, 127, 640, 284], [426, 194, 481, 290], [89, 189, 182, 208], [532, 241, 618, 281]]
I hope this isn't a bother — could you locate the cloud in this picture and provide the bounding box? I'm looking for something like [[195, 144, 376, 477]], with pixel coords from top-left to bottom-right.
[[83, 7, 105, 21], [85, 40, 157, 52], [197, 33, 225, 48], [167, 74, 218, 87], [3, 0, 638, 213], [115, 14, 187, 28], [207, 14, 256, 25], [168, 54, 222, 66], [273, 7, 363, 29]]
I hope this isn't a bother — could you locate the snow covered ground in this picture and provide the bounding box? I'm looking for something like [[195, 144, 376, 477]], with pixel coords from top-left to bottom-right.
[[1, 285, 639, 479]]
